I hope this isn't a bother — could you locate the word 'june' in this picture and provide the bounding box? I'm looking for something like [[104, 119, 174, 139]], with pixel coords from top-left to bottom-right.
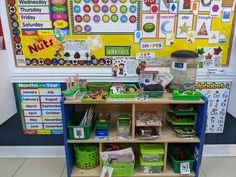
[[28, 38, 55, 55]]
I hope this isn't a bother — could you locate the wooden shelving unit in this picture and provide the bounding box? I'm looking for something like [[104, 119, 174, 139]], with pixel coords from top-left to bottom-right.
[[61, 93, 208, 177]]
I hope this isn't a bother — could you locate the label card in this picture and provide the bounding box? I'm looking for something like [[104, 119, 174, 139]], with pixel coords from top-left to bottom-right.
[[159, 14, 175, 38], [222, 8, 232, 23], [180, 162, 191, 174], [142, 14, 158, 38]]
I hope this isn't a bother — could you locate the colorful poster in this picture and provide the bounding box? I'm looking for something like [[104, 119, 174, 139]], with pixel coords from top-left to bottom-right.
[[16, 83, 63, 135], [196, 15, 212, 39], [196, 82, 231, 133], [176, 14, 194, 38], [141, 13, 158, 38], [159, 14, 175, 38]]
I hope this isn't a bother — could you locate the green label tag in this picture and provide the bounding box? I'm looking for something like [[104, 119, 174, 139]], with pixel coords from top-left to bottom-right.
[[105, 46, 131, 56]]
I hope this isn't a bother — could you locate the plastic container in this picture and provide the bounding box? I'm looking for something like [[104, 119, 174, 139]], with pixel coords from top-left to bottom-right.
[[140, 156, 163, 173], [140, 144, 164, 162], [172, 90, 201, 101], [87, 82, 112, 94], [67, 112, 94, 140], [74, 144, 99, 169], [96, 129, 109, 136], [168, 145, 195, 173], [111, 84, 139, 98], [142, 90, 164, 98], [170, 50, 199, 92], [117, 114, 131, 137], [103, 162, 135, 176]]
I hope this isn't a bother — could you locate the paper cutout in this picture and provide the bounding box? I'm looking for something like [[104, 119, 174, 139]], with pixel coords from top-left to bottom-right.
[[198, 47, 222, 68], [142, 14, 158, 38], [176, 14, 194, 38], [86, 35, 103, 50], [186, 30, 196, 43], [219, 31, 227, 43], [199, 0, 211, 11], [140, 41, 164, 50], [142, 0, 157, 11], [159, 14, 175, 38], [222, 8, 231, 23], [191, 2, 199, 15], [208, 31, 219, 44], [160, 0, 174, 11], [134, 30, 143, 44], [196, 15, 212, 39], [210, 0, 222, 17], [151, 4, 159, 13], [178, 0, 191, 12], [169, 2, 178, 13], [166, 33, 175, 46]]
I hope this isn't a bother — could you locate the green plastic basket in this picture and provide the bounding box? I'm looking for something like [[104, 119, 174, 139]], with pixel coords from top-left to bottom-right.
[[74, 144, 99, 169], [87, 82, 112, 94], [103, 162, 135, 176], [172, 90, 201, 100], [168, 146, 195, 173], [111, 84, 140, 98], [67, 112, 93, 140], [143, 91, 164, 98], [140, 144, 164, 155]]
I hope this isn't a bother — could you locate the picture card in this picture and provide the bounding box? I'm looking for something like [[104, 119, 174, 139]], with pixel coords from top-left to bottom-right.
[[191, 2, 199, 15], [166, 33, 175, 46], [142, 14, 158, 38], [142, 0, 158, 11], [136, 52, 156, 60], [100, 166, 113, 177], [178, 0, 191, 12], [159, 14, 175, 38], [169, 2, 178, 13], [210, 0, 222, 17], [151, 4, 159, 13], [112, 59, 138, 77], [160, 0, 174, 11], [186, 30, 196, 43], [199, 0, 211, 11], [222, 8, 232, 23], [196, 15, 212, 39], [176, 14, 194, 38], [208, 31, 220, 44], [134, 30, 143, 44]]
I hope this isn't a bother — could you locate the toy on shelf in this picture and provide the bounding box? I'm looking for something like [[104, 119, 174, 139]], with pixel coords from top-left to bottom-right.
[[95, 113, 110, 139], [62, 74, 87, 100], [117, 114, 131, 138], [169, 105, 197, 115], [137, 126, 160, 140], [110, 83, 139, 98], [82, 90, 107, 102], [136, 112, 162, 127], [168, 113, 196, 126], [172, 126, 197, 138], [172, 90, 201, 100]]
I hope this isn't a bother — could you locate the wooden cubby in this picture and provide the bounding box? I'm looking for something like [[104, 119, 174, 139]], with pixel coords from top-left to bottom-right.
[[62, 92, 207, 177]]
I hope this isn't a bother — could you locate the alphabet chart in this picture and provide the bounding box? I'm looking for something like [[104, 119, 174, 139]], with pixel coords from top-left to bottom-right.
[[196, 82, 231, 133]]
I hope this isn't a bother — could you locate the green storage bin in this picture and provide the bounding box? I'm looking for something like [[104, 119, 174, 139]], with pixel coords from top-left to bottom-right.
[[74, 144, 99, 169], [172, 90, 201, 100], [103, 162, 134, 176], [140, 144, 164, 162], [87, 82, 112, 94], [143, 91, 164, 98], [168, 146, 195, 173], [168, 113, 196, 126], [111, 84, 140, 98], [67, 112, 93, 140]]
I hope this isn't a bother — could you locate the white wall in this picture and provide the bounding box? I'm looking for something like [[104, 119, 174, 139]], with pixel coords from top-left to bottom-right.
[[0, 4, 17, 125]]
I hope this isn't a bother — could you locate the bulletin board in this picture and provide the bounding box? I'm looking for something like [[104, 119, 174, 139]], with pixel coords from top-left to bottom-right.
[[6, 0, 236, 68]]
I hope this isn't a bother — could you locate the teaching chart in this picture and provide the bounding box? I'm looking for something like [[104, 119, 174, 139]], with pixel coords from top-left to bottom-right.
[[16, 83, 63, 135], [6, 0, 235, 68], [196, 82, 231, 133]]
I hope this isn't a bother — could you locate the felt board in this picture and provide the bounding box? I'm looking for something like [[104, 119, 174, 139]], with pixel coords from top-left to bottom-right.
[[5, 0, 236, 68]]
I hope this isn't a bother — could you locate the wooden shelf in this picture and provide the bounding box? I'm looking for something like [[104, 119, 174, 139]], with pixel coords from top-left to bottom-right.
[[67, 127, 200, 144], [70, 163, 195, 177], [64, 92, 205, 105]]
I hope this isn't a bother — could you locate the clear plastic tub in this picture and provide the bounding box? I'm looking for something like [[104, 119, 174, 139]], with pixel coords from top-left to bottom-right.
[[140, 156, 163, 173]]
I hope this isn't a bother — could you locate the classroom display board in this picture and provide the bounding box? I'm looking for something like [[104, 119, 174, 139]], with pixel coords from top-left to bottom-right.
[[196, 81, 231, 133], [16, 83, 63, 134], [6, 0, 235, 68]]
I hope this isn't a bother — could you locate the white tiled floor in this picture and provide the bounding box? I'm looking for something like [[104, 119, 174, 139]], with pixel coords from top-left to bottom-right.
[[0, 157, 235, 177]]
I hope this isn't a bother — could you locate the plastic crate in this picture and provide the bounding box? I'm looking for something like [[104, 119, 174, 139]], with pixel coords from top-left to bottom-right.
[[168, 145, 195, 173], [67, 112, 94, 140], [143, 91, 164, 98], [140, 156, 163, 173], [74, 144, 99, 169], [103, 162, 135, 176]]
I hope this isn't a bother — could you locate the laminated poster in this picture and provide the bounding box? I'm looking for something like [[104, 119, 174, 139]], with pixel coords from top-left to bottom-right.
[[196, 82, 231, 133], [16, 83, 63, 135]]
